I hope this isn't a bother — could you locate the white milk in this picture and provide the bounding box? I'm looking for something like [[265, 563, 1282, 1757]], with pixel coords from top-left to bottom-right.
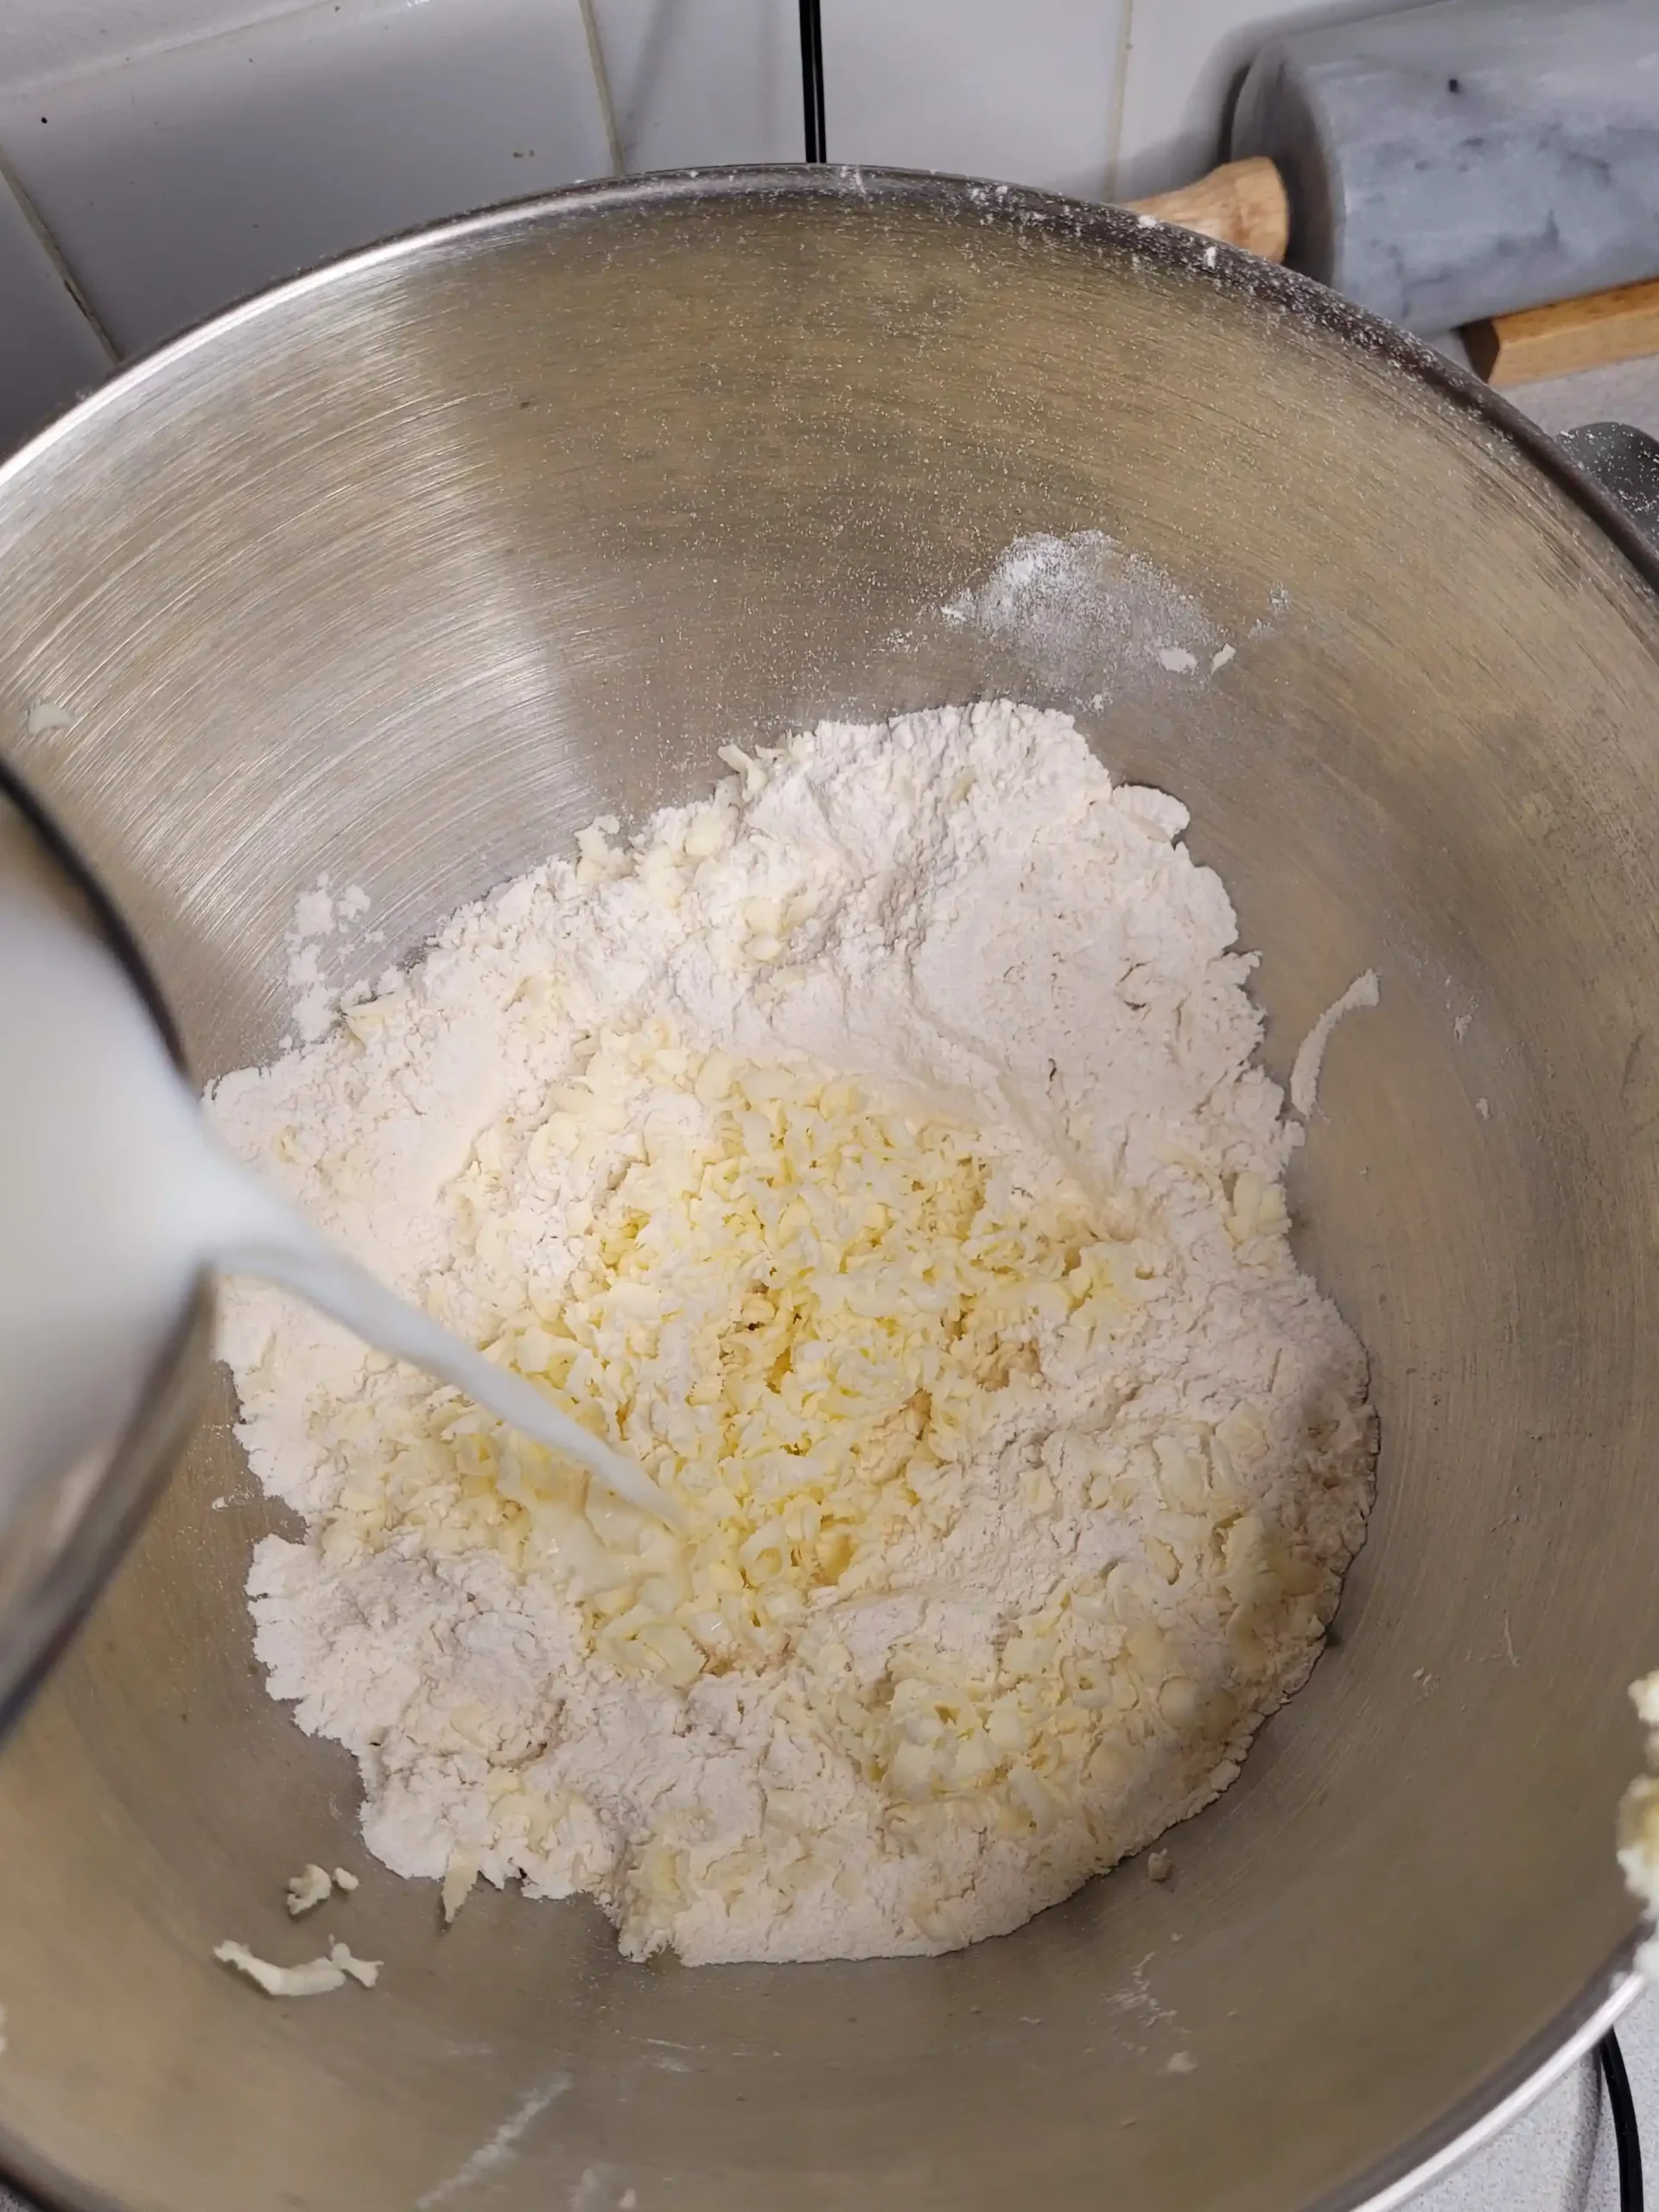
[[0, 880, 667, 1524]]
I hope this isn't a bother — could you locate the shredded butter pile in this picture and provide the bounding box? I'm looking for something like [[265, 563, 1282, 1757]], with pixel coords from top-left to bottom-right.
[[321, 1032, 1280, 1852], [216, 702, 1376, 1963]]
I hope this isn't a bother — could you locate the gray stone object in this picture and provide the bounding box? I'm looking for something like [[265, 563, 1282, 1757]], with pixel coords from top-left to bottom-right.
[[1231, 0, 1659, 332]]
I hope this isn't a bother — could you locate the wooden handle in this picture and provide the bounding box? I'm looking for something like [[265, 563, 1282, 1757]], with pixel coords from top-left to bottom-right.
[[1125, 157, 1290, 264], [1464, 276, 1659, 387]]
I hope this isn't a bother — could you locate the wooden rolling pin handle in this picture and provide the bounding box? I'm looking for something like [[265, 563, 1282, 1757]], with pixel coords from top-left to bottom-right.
[[1125, 156, 1292, 264], [1463, 276, 1659, 388]]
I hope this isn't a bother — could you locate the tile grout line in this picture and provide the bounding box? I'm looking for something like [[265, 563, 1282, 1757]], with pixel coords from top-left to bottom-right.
[[578, 0, 626, 177], [1103, 0, 1136, 203], [0, 140, 120, 365]]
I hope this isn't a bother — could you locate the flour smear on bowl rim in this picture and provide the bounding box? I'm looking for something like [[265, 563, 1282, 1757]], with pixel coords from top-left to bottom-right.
[[210, 701, 1376, 1965]]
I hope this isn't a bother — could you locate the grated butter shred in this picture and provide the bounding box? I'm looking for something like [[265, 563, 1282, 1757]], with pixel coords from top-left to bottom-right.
[[211, 702, 1375, 1963]]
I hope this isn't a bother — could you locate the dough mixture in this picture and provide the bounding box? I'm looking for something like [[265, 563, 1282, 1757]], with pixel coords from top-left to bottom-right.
[[212, 702, 1376, 1964]]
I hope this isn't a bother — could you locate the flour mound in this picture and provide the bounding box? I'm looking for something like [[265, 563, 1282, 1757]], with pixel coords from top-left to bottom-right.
[[212, 702, 1375, 1965]]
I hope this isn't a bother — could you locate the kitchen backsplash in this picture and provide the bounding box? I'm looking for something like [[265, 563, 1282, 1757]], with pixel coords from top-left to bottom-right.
[[0, 0, 1409, 452]]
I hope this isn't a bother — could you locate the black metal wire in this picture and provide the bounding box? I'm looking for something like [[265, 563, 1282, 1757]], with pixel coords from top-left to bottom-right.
[[798, 0, 826, 163], [1601, 2031, 1644, 2211]]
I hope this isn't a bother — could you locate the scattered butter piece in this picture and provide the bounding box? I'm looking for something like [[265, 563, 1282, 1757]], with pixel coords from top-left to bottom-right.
[[1288, 971, 1380, 1118], [286, 1863, 334, 1916], [442, 1848, 481, 1925], [1619, 1673, 1659, 1976], [214, 1942, 347, 1999], [328, 1941, 381, 1988]]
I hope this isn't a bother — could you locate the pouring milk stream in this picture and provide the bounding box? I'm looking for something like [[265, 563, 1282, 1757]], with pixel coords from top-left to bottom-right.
[[0, 877, 670, 1524]]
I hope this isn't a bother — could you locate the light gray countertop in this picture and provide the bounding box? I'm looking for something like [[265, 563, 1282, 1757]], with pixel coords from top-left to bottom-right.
[[1413, 1991, 1651, 2210], [1512, 356, 1659, 447]]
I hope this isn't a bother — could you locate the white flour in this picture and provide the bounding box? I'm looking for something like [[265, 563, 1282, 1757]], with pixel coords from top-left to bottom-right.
[[211, 702, 1375, 1964], [940, 531, 1219, 697]]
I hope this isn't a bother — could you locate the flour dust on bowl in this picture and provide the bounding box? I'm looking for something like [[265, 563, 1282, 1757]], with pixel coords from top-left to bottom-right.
[[0, 169, 1654, 2212]]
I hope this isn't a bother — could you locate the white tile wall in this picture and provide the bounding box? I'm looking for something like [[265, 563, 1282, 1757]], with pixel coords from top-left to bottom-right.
[[15, 0, 1615, 452], [0, 0, 614, 355], [591, 0, 1123, 200], [590, 0, 799, 171], [0, 163, 111, 454], [0, 0, 313, 94], [1107, 0, 1431, 200], [2, 0, 1474, 417], [822, 0, 1123, 203]]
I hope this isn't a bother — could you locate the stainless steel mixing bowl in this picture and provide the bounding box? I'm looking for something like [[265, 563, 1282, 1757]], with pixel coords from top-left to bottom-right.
[[0, 168, 1657, 2212]]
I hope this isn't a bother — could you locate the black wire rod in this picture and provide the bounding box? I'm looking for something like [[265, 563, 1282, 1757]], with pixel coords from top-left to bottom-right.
[[1601, 2031, 1644, 2212], [798, 0, 826, 163]]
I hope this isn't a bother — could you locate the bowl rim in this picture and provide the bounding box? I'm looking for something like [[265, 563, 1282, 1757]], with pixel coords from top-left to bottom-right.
[[0, 160, 1648, 2212], [6, 158, 1659, 598]]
